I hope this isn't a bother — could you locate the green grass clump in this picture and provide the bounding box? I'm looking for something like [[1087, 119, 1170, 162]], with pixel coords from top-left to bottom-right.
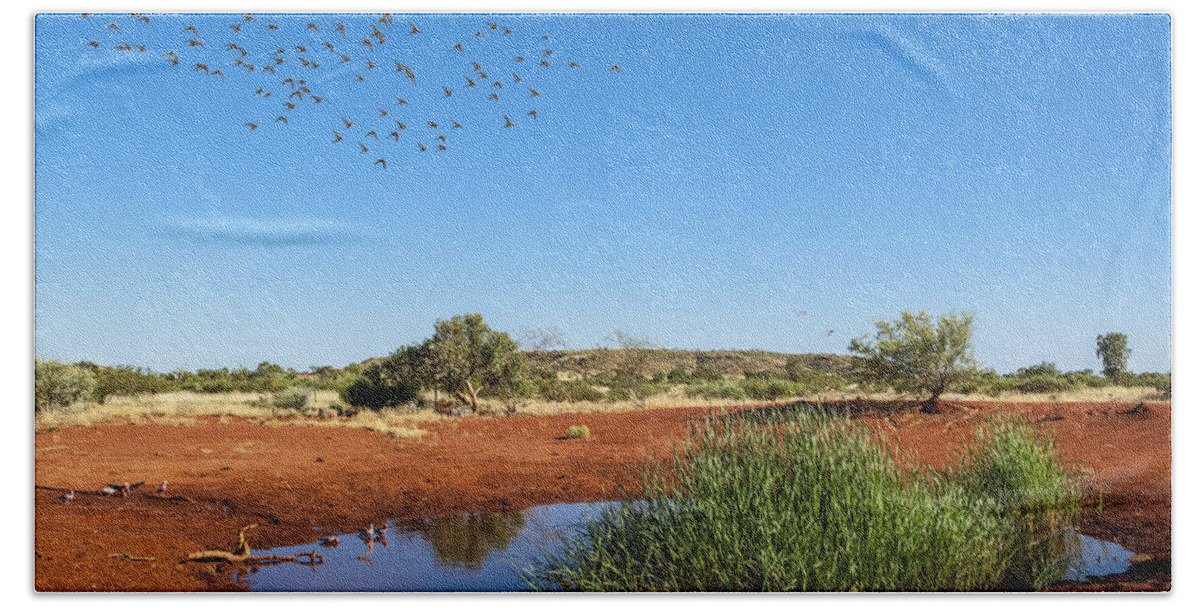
[[531, 410, 1079, 592], [565, 425, 591, 439]]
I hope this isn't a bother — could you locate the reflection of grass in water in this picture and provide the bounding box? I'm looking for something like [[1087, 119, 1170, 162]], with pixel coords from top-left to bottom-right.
[[530, 410, 1081, 592], [415, 511, 528, 570]]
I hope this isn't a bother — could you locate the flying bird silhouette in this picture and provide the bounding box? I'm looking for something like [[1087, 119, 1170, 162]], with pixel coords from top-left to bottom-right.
[[245, 122, 258, 130], [375, 158, 387, 169], [409, 22, 421, 35], [342, 117, 353, 128], [503, 115, 514, 128], [275, 115, 287, 123], [359, 142, 369, 153], [332, 130, 343, 142]]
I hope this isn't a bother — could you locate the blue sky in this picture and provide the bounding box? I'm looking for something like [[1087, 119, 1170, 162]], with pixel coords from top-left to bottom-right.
[[33, 12, 1171, 373]]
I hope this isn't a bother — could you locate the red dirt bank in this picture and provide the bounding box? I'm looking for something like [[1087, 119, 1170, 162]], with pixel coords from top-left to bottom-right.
[[34, 400, 1170, 592]]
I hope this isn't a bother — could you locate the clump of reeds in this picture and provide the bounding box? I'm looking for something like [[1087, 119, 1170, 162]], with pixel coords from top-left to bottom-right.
[[530, 410, 1080, 592]]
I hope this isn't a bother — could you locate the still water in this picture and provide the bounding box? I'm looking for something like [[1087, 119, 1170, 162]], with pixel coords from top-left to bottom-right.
[[238, 501, 1135, 591]]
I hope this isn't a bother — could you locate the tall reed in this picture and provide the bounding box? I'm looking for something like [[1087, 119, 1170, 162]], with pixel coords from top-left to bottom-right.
[[532, 409, 1079, 591]]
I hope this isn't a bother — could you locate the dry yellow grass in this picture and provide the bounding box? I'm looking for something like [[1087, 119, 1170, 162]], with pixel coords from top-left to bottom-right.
[[34, 383, 1164, 435]]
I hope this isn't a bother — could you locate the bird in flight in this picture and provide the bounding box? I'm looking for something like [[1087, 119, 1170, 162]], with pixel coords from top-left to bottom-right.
[[378, 108, 389, 117], [106, 23, 121, 34], [245, 122, 258, 130], [409, 22, 421, 35], [266, 23, 279, 31], [396, 98, 409, 106], [568, 62, 580, 68], [332, 130, 343, 142], [307, 22, 320, 32], [359, 142, 369, 153], [428, 121, 438, 128], [609, 65, 621, 72], [512, 73, 522, 83], [465, 77, 477, 87], [366, 130, 379, 140], [375, 158, 387, 169], [230, 24, 242, 32], [443, 86, 453, 97], [503, 115, 514, 128], [390, 131, 400, 141], [488, 93, 499, 102], [528, 110, 538, 119], [394, 121, 407, 130], [335, 22, 346, 37], [275, 115, 287, 124], [529, 87, 541, 97], [183, 25, 198, 35], [453, 43, 464, 54], [451, 120, 463, 129], [88, 41, 99, 48], [417, 142, 427, 152]]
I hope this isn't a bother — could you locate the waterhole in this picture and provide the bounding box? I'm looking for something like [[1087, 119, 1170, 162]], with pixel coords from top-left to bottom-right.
[[236, 501, 1134, 591]]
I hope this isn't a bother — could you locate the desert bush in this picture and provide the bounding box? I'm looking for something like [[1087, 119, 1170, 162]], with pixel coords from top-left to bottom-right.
[[565, 425, 591, 439], [683, 380, 747, 400], [340, 359, 422, 412], [35, 359, 97, 412], [272, 386, 314, 411], [739, 377, 801, 401], [537, 378, 605, 402], [689, 365, 724, 383], [1010, 375, 1070, 394]]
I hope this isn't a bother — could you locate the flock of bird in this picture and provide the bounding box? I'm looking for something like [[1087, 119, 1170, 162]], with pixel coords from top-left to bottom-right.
[[79, 12, 621, 169]]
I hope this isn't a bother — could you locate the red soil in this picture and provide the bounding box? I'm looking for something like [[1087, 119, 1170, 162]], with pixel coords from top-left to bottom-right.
[[33, 400, 1170, 592]]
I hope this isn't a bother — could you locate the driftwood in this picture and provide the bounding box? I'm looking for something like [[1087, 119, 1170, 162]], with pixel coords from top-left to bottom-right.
[[109, 553, 155, 562], [181, 524, 323, 566]]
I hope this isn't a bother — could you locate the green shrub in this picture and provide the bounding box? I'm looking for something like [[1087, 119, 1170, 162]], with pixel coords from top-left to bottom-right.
[[690, 365, 724, 383], [1010, 375, 1069, 394], [272, 386, 314, 411], [739, 378, 801, 401], [340, 363, 421, 411], [35, 359, 97, 412], [537, 378, 605, 402], [565, 425, 591, 439], [683, 380, 747, 400], [531, 412, 1079, 592]]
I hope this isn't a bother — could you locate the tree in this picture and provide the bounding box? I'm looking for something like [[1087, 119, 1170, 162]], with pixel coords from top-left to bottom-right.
[[1095, 333, 1131, 383], [425, 313, 525, 413], [35, 359, 97, 412], [849, 311, 977, 414]]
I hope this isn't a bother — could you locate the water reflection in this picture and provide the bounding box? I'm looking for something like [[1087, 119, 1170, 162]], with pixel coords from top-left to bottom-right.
[[410, 510, 528, 569]]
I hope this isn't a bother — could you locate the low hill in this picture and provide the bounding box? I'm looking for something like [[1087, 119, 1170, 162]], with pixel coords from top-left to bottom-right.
[[523, 349, 855, 378]]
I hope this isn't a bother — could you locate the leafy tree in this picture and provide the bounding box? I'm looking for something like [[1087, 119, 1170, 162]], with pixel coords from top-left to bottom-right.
[[849, 311, 977, 414], [426, 314, 525, 413], [1095, 333, 1131, 383], [35, 359, 97, 412]]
